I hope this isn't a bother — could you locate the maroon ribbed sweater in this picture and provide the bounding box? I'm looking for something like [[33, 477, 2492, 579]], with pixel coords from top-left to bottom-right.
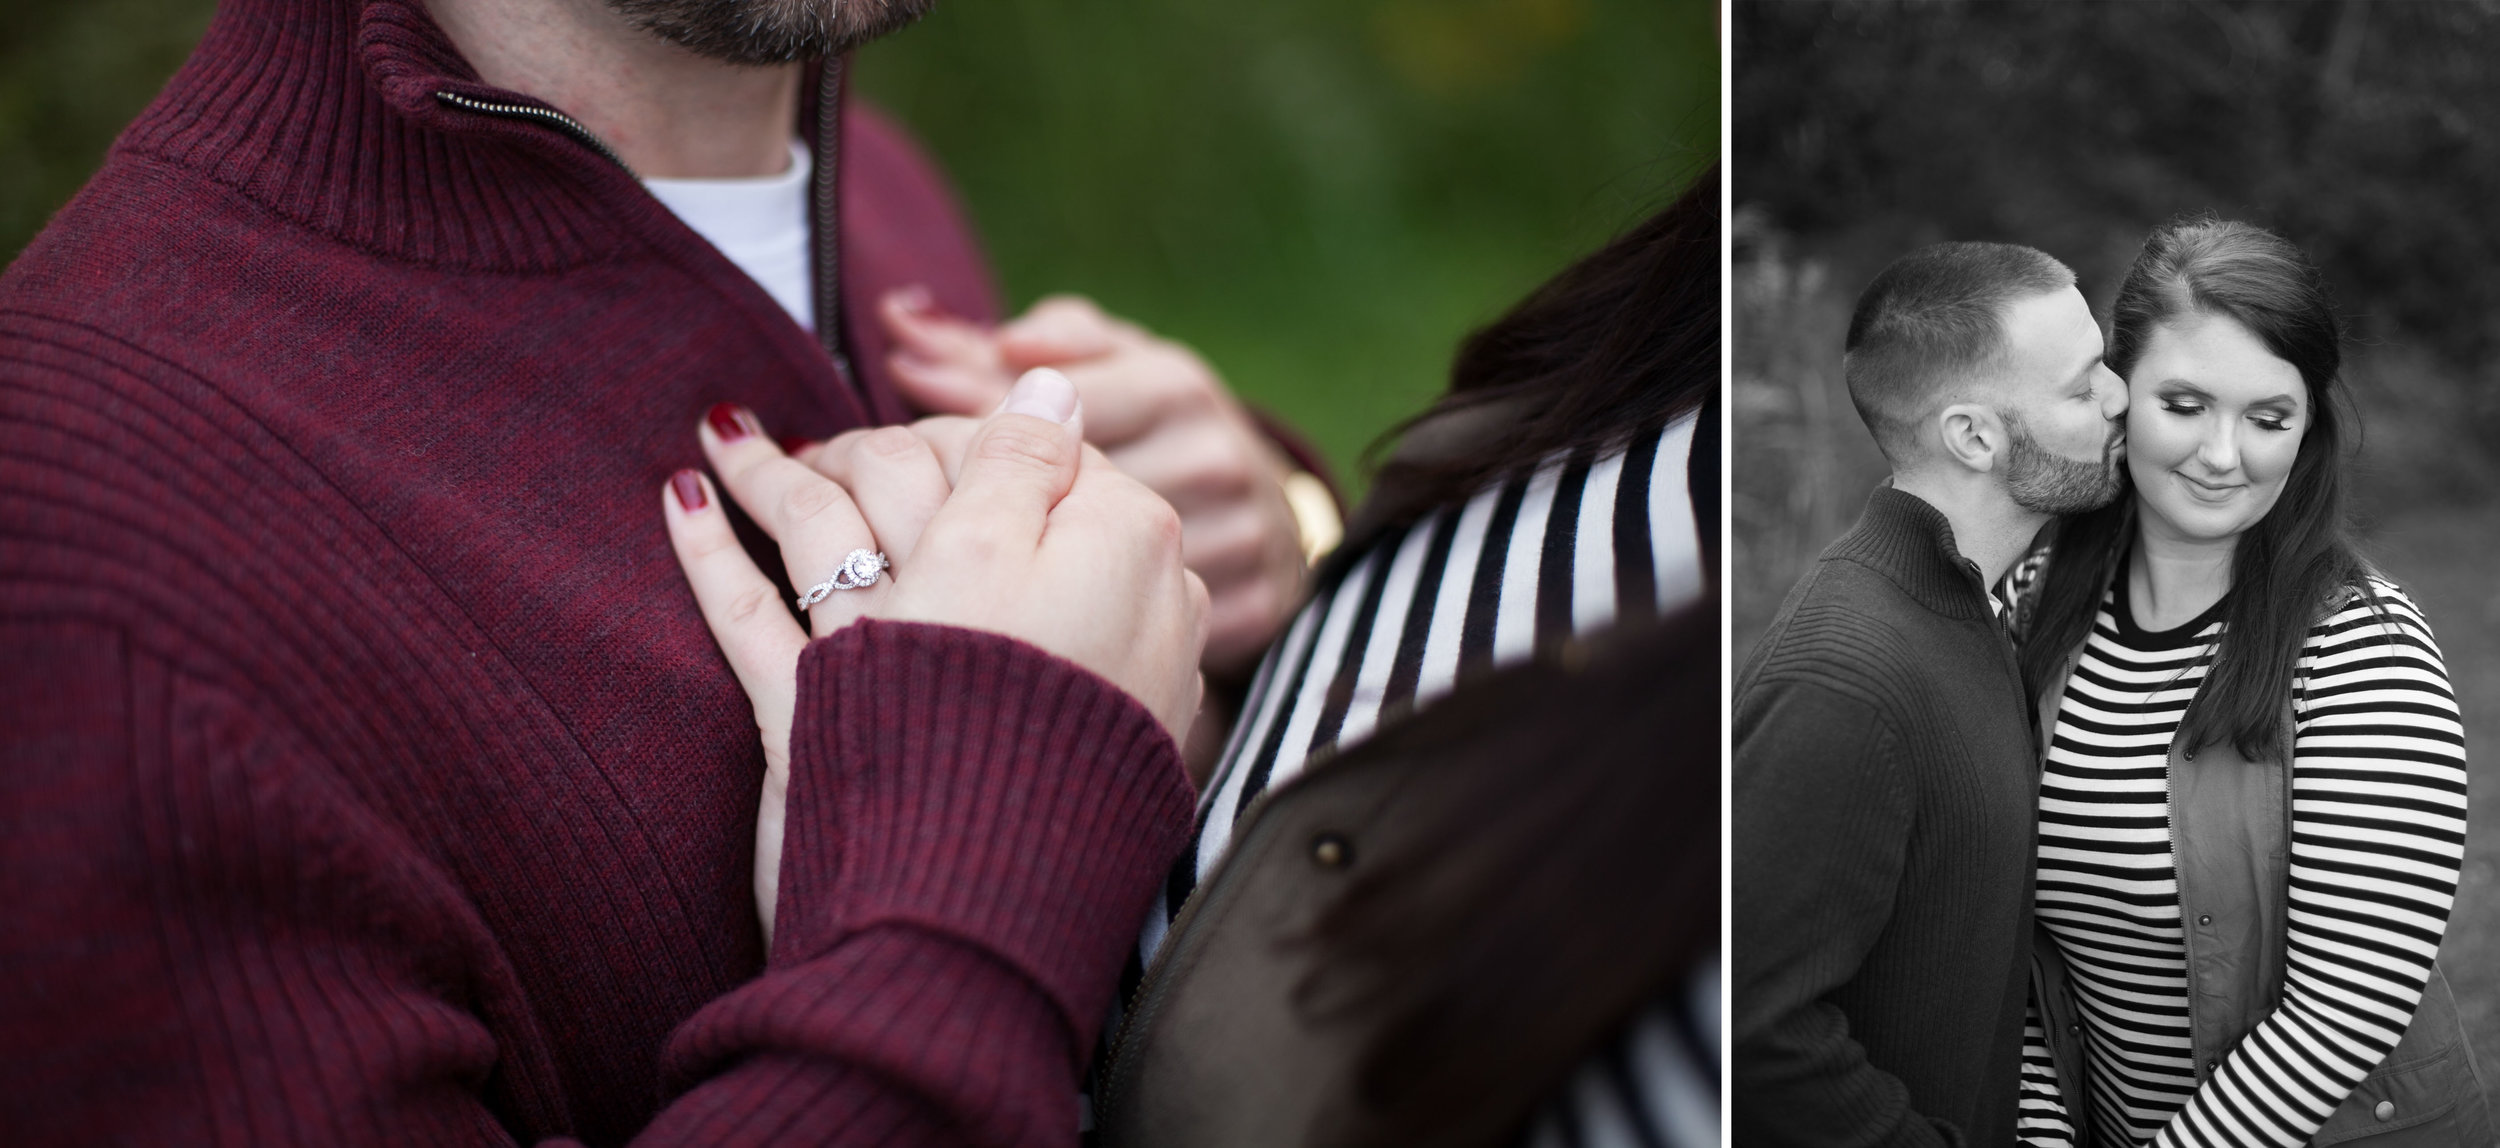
[[0, 1, 1194, 1144]]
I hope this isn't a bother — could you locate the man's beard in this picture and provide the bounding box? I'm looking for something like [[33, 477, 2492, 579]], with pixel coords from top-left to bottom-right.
[[2002, 411, 2125, 516], [607, 0, 935, 66]]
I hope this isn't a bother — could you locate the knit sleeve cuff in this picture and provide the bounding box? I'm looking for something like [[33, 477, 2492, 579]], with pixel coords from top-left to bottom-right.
[[770, 619, 1194, 1051], [659, 926, 1079, 1145]]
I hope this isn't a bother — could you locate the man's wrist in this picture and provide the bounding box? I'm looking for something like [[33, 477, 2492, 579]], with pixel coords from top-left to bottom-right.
[[1236, 406, 1341, 567]]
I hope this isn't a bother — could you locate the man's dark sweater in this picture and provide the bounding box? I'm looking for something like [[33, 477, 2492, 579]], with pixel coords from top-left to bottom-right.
[[0, 0, 1194, 1143], [1732, 486, 2039, 1148]]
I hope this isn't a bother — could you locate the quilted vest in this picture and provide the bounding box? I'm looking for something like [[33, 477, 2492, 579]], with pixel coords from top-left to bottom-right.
[[2028, 621, 2493, 1146]]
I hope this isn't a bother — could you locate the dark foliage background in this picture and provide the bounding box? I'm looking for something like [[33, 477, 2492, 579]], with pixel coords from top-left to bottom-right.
[[1735, 0, 2500, 1093], [0, 0, 1716, 492]]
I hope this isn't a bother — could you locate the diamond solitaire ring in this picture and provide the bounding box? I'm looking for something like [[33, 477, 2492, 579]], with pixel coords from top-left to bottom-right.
[[795, 548, 889, 611]]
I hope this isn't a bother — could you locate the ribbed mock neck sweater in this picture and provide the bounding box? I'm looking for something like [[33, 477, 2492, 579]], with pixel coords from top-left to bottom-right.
[[1732, 486, 2039, 1148], [0, 1, 1193, 1143]]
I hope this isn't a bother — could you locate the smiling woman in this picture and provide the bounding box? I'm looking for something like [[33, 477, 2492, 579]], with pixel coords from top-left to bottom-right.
[[2024, 219, 2362, 739], [2010, 218, 2491, 1148], [2126, 312, 2310, 581]]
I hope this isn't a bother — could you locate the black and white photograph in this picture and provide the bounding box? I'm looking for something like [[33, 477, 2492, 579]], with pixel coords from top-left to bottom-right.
[[1734, 3, 2499, 1146]]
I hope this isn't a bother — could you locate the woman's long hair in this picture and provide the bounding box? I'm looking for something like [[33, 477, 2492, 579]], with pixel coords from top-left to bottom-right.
[[1348, 165, 1719, 546], [1286, 172, 1722, 1145], [2019, 219, 2369, 761]]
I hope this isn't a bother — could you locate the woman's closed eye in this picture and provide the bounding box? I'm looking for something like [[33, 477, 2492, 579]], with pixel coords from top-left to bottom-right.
[[2158, 397, 2292, 432]]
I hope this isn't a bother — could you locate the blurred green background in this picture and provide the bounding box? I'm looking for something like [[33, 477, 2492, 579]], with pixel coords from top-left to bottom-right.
[[1735, 0, 2500, 1091], [0, 0, 1717, 494]]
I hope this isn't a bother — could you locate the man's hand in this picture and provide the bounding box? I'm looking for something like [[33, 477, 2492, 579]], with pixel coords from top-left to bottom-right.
[[878, 287, 1309, 677]]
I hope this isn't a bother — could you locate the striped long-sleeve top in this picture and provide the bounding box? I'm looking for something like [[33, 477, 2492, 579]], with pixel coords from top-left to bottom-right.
[[1126, 412, 1715, 1147], [2013, 567, 2467, 1148]]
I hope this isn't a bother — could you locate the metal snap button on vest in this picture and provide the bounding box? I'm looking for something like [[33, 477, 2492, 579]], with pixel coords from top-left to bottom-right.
[[2375, 1100, 2396, 1121], [2068, 1022, 2081, 1036], [2197, 914, 2213, 926], [1558, 637, 1592, 673], [1311, 833, 1352, 869], [2184, 747, 2197, 761]]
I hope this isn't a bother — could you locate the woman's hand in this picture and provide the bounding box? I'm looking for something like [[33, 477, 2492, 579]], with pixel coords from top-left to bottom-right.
[[662, 369, 1209, 943], [879, 288, 1307, 677]]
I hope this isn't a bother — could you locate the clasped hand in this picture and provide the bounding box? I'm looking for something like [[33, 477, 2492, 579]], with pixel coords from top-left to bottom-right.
[[662, 369, 1208, 942], [879, 289, 1308, 676]]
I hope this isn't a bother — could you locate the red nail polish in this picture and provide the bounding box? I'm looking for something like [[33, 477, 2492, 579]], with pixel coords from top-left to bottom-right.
[[706, 403, 756, 442], [671, 469, 707, 511], [776, 434, 811, 455]]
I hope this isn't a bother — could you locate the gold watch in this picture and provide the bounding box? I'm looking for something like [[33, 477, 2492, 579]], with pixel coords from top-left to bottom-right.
[[1279, 471, 1343, 566]]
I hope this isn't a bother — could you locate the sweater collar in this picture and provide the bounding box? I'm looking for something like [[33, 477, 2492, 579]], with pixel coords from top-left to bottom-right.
[[1826, 484, 1997, 621], [117, 0, 831, 279]]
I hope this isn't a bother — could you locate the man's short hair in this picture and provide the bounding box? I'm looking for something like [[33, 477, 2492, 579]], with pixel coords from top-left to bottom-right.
[[1843, 242, 2075, 463]]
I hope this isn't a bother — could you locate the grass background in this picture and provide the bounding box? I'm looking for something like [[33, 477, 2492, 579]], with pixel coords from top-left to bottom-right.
[[0, 0, 1717, 493]]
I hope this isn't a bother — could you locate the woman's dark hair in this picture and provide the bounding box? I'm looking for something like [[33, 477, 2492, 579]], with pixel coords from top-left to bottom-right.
[[1278, 171, 1721, 1145], [2019, 218, 2369, 761], [1350, 165, 1719, 545], [1294, 600, 1719, 1147]]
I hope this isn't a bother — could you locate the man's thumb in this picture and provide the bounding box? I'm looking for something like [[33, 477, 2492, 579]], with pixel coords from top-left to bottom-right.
[[997, 299, 1120, 370], [889, 352, 1010, 417], [878, 286, 1013, 416]]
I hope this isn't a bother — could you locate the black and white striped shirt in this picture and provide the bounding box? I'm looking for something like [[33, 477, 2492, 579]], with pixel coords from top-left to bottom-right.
[[2014, 569, 2466, 1148], [1130, 413, 1714, 1147]]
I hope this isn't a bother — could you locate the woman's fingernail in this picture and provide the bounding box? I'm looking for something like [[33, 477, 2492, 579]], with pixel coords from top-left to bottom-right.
[[895, 285, 935, 313], [706, 403, 758, 443], [998, 367, 1079, 424], [671, 469, 707, 511]]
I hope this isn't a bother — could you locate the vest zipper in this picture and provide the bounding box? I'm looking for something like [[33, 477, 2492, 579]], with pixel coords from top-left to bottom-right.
[[1092, 779, 1287, 1122], [431, 91, 631, 172], [2169, 740, 2202, 1083], [1094, 843, 1214, 1119]]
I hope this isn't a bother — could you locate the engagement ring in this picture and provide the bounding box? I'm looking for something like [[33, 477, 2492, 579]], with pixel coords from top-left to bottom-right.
[[795, 548, 889, 610]]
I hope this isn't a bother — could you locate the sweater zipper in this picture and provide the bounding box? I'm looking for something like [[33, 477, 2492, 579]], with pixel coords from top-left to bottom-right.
[[431, 92, 631, 172], [809, 56, 855, 383], [435, 78, 863, 399], [1966, 559, 2029, 704]]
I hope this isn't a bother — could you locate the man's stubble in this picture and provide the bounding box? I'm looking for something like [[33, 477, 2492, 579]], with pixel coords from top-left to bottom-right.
[[606, 0, 935, 66], [2002, 411, 2126, 516]]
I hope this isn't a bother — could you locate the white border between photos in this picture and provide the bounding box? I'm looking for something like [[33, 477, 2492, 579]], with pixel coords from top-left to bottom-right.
[[1716, 3, 1734, 1144]]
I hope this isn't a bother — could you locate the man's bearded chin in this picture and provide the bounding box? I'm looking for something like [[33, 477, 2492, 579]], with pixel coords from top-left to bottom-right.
[[607, 0, 936, 65], [2001, 414, 2127, 516]]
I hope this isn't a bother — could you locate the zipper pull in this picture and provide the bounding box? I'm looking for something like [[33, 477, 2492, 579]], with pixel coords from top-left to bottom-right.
[[433, 91, 631, 172]]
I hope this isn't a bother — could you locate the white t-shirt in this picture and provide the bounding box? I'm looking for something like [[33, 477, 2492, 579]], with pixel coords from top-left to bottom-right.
[[643, 140, 816, 331]]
